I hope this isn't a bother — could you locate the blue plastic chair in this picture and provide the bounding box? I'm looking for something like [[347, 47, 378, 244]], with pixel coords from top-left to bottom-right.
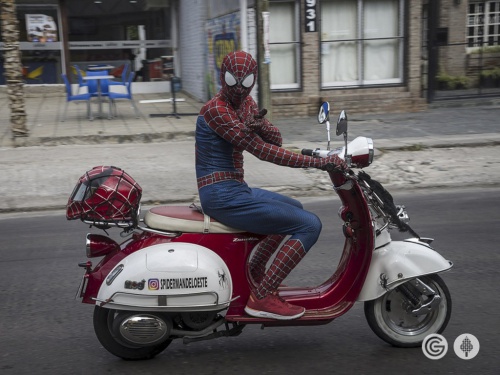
[[72, 65, 88, 94], [109, 63, 130, 87], [108, 72, 140, 118], [61, 74, 92, 121]]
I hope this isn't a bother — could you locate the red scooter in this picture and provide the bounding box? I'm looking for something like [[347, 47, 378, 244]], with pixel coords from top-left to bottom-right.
[[68, 103, 452, 360]]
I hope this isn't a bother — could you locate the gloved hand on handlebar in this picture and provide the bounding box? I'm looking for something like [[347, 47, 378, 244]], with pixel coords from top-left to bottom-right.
[[317, 154, 348, 171]]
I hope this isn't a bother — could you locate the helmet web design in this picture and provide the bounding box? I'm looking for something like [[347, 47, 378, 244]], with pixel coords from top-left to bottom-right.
[[220, 51, 257, 107], [66, 166, 142, 229]]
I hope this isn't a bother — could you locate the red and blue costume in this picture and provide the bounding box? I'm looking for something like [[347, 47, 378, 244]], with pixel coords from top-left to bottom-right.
[[195, 51, 345, 320]]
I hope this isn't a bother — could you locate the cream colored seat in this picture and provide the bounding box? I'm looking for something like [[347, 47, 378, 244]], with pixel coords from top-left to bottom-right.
[[144, 205, 244, 234]]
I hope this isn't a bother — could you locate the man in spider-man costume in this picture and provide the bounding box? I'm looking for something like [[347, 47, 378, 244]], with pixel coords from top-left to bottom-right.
[[196, 51, 346, 320]]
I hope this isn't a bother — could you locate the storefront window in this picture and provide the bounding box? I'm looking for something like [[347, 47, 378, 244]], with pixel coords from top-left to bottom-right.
[[320, 0, 404, 87], [0, 0, 172, 85], [0, 4, 62, 85], [67, 0, 172, 82]]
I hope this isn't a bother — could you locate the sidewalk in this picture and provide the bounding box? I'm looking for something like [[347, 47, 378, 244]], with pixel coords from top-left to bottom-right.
[[1, 91, 500, 212], [0, 90, 203, 148]]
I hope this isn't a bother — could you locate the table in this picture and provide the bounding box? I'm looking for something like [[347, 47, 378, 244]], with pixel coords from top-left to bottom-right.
[[83, 75, 114, 119], [87, 65, 115, 72]]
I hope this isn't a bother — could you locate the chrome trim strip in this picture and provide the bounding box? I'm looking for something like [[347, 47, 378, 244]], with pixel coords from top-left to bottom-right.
[[138, 225, 180, 237], [93, 290, 227, 312]]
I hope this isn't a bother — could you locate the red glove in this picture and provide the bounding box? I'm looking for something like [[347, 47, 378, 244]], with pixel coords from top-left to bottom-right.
[[244, 109, 268, 132], [318, 154, 348, 171]]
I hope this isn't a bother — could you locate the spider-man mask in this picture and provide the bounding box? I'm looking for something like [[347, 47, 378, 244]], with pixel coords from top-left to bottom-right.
[[220, 51, 257, 108]]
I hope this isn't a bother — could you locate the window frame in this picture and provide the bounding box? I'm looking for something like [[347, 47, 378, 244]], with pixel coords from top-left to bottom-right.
[[319, 0, 405, 88], [466, 1, 500, 51], [269, 0, 301, 91]]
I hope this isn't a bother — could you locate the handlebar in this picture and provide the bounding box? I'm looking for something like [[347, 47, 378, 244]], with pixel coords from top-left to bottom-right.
[[301, 148, 337, 159]]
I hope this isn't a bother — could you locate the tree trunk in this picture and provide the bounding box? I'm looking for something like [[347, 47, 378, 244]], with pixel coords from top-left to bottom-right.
[[1, 0, 28, 137]]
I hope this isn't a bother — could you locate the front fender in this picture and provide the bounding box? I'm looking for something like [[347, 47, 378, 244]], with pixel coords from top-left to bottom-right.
[[356, 239, 453, 301]]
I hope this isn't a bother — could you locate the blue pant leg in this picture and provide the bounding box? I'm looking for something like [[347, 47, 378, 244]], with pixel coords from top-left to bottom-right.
[[251, 187, 303, 209], [200, 183, 321, 251]]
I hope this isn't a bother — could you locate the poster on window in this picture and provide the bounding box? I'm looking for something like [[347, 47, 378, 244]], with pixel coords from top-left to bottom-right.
[[205, 12, 241, 97], [26, 14, 58, 42]]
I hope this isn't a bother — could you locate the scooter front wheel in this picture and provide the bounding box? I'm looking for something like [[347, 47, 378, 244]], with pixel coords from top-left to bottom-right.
[[364, 274, 452, 347], [93, 306, 172, 360]]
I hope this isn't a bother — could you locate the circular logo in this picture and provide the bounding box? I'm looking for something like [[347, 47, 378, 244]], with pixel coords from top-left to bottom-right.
[[422, 334, 448, 360], [148, 278, 160, 290], [454, 334, 480, 360]]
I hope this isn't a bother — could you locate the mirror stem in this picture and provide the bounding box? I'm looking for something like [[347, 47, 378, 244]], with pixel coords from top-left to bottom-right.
[[344, 133, 351, 167], [326, 120, 331, 151]]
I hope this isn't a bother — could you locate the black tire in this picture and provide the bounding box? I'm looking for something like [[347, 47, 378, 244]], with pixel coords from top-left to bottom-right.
[[93, 306, 172, 360], [364, 274, 452, 348]]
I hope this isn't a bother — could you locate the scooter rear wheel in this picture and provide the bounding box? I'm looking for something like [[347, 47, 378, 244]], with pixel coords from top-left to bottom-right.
[[364, 274, 452, 347], [93, 306, 172, 360]]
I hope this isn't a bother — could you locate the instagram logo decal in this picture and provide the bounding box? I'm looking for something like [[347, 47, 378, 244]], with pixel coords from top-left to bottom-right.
[[148, 278, 160, 290]]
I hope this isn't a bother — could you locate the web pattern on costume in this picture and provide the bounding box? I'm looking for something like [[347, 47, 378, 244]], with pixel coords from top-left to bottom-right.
[[255, 238, 307, 299], [202, 97, 332, 170], [200, 51, 343, 171]]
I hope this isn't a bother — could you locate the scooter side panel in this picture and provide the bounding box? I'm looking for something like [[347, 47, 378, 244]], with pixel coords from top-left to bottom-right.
[[356, 239, 453, 301], [95, 242, 233, 311]]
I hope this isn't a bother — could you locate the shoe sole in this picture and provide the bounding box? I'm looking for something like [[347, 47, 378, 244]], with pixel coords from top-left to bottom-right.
[[244, 306, 305, 320]]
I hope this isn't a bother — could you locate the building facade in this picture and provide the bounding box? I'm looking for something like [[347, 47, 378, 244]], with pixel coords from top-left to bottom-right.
[[192, 0, 426, 117], [1, 0, 499, 115]]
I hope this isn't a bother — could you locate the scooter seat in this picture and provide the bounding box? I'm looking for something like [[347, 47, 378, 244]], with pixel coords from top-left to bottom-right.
[[144, 206, 245, 234]]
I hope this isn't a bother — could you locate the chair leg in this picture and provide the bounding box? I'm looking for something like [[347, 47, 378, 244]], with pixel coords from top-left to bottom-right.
[[110, 100, 117, 118], [108, 99, 113, 119], [131, 100, 141, 118], [87, 100, 93, 121], [62, 101, 69, 122]]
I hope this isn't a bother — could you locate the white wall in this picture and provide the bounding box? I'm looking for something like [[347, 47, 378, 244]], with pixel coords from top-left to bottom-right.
[[178, 0, 208, 102]]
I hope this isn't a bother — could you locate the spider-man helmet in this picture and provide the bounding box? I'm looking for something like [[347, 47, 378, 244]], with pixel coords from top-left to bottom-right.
[[220, 51, 257, 108], [66, 166, 142, 226]]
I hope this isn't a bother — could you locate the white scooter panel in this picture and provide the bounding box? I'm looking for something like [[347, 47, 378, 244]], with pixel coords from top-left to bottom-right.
[[356, 239, 453, 301], [96, 242, 233, 312]]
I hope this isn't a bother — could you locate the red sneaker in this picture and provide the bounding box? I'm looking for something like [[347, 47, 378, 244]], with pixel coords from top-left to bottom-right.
[[244, 291, 305, 320]]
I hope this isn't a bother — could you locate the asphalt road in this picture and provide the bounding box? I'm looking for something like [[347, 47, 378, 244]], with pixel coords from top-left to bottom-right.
[[0, 187, 498, 374]]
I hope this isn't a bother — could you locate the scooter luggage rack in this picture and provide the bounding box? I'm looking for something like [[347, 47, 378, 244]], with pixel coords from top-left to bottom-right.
[[83, 219, 136, 229], [93, 290, 238, 312]]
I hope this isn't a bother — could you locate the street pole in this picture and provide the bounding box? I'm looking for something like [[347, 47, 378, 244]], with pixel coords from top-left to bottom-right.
[[256, 0, 272, 120]]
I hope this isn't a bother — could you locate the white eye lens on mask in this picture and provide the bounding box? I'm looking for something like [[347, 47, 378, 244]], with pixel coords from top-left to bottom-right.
[[224, 71, 237, 86], [241, 73, 254, 88], [224, 71, 255, 88]]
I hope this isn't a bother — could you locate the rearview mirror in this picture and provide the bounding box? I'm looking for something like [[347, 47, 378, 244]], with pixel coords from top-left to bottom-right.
[[336, 110, 348, 136], [318, 102, 330, 124]]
